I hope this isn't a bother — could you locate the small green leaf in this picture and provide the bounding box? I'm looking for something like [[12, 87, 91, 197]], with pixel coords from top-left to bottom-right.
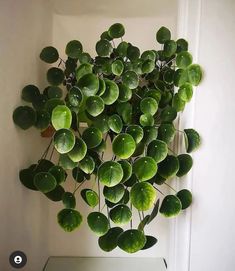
[[110, 204, 132, 225], [160, 106, 177, 122], [156, 26, 171, 44], [98, 161, 123, 187], [75, 63, 93, 81], [172, 93, 186, 112], [65, 40, 83, 59], [86, 96, 104, 117], [77, 73, 99, 96], [13, 106, 36, 130], [164, 40, 177, 57], [118, 84, 132, 102], [160, 195, 182, 217], [158, 155, 179, 179], [21, 85, 40, 102], [112, 133, 136, 159], [101, 79, 119, 105], [62, 192, 76, 209], [87, 212, 110, 236], [187, 64, 203, 86], [112, 60, 124, 76], [118, 160, 132, 183], [79, 155, 95, 174], [108, 23, 125, 38], [184, 128, 201, 153], [51, 105, 72, 130], [108, 114, 123, 133], [141, 235, 158, 250], [103, 184, 125, 204], [133, 157, 157, 182], [176, 38, 188, 53], [57, 208, 83, 232], [176, 51, 193, 69], [82, 127, 102, 149], [140, 97, 158, 116], [139, 114, 154, 127], [81, 189, 99, 207], [176, 189, 192, 209], [178, 83, 193, 102], [49, 165, 66, 185], [126, 125, 143, 144], [177, 154, 193, 177], [40, 46, 59, 63], [45, 185, 65, 202], [47, 67, 64, 86], [54, 129, 75, 154], [122, 71, 139, 89], [158, 123, 175, 144], [96, 39, 113, 57], [147, 140, 168, 163], [98, 227, 123, 252], [34, 172, 57, 193], [68, 137, 87, 162]]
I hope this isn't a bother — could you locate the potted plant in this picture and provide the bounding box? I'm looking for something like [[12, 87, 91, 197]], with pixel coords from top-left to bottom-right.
[[13, 23, 202, 253]]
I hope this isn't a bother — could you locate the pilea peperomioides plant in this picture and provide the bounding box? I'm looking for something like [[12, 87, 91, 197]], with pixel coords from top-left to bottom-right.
[[13, 24, 202, 253]]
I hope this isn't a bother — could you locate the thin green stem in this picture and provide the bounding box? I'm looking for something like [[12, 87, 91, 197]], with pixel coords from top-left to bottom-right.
[[73, 180, 86, 194], [168, 147, 177, 156], [153, 185, 165, 196], [164, 182, 177, 193]]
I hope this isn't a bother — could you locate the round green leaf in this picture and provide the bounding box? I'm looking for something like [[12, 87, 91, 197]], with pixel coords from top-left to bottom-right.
[[68, 137, 87, 162], [110, 204, 132, 225], [112, 60, 124, 76], [130, 182, 156, 211], [82, 127, 102, 149], [92, 114, 109, 133], [45, 98, 64, 114], [108, 114, 123, 133], [160, 195, 182, 217], [32, 94, 48, 111], [117, 229, 146, 253], [77, 74, 99, 98], [139, 114, 154, 127], [101, 79, 119, 105], [145, 89, 162, 103], [78, 52, 92, 64], [126, 125, 143, 144], [37, 159, 54, 172], [81, 189, 99, 207], [141, 50, 156, 61], [127, 45, 140, 61], [178, 83, 193, 102], [54, 129, 75, 154], [116, 41, 128, 57], [52, 105, 72, 130], [49, 165, 66, 184], [65, 40, 83, 59], [68, 86, 83, 107], [62, 192, 76, 209], [47, 86, 63, 99], [116, 102, 132, 124], [47, 67, 64, 86], [158, 155, 179, 179], [98, 227, 123, 252], [122, 71, 139, 89], [118, 160, 132, 183], [108, 23, 125, 38], [79, 155, 95, 174], [176, 189, 192, 209], [164, 40, 177, 57], [140, 97, 158, 116], [147, 139, 168, 163], [176, 38, 188, 53], [156, 26, 171, 44], [103, 184, 125, 203], [100, 31, 112, 41], [21, 85, 40, 102], [184, 128, 201, 153], [141, 235, 158, 250], [57, 208, 83, 232], [59, 154, 77, 170], [75, 63, 93, 81], [177, 154, 193, 177], [141, 59, 155, 74], [98, 161, 123, 187], [187, 64, 203, 86], [174, 69, 189, 87], [118, 84, 132, 102], [142, 126, 158, 144], [176, 51, 193, 69], [33, 172, 57, 193], [40, 46, 59, 63], [112, 133, 136, 159], [13, 106, 36, 130], [45, 185, 65, 202], [133, 157, 157, 181], [158, 123, 175, 144], [35, 110, 50, 130], [96, 39, 112, 57], [19, 167, 38, 191], [87, 212, 110, 236], [86, 96, 104, 117], [172, 93, 186, 112], [163, 69, 175, 84], [160, 106, 177, 122], [97, 78, 106, 96], [72, 167, 85, 183]]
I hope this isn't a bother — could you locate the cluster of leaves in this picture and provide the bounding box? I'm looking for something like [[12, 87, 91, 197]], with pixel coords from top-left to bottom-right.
[[13, 24, 202, 253]]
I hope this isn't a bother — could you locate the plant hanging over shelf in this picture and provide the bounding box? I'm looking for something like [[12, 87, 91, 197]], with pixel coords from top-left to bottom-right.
[[13, 23, 202, 253]]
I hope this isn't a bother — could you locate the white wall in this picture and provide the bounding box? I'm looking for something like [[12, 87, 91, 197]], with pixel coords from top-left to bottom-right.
[[48, 1, 178, 260], [0, 1, 53, 270]]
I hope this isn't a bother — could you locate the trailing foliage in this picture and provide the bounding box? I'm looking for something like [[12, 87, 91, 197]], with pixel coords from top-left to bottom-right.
[[13, 23, 202, 253]]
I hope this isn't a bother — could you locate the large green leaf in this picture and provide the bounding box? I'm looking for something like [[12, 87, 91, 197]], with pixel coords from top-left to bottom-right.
[[98, 161, 123, 187], [178, 83, 193, 102], [118, 84, 132, 102], [96, 39, 112, 57], [122, 71, 139, 89], [130, 182, 156, 211], [40, 46, 59, 63], [158, 155, 179, 179], [75, 63, 93, 81], [82, 127, 102, 149], [160, 195, 182, 217], [187, 64, 203, 86], [142, 126, 158, 144], [133, 157, 157, 181], [160, 106, 177, 123], [54, 129, 75, 154], [108, 23, 125, 38], [101, 79, 119, 105], [65, 40, 83, 59], [172, 93, 186, 112], [164, 40, 177, 57], [176, 38, 188, 53], [112, 133, 136, 159], [68, 137, 87, 162], [156, 26, 171, 44], [116, 41, 128, 57], [140, 97, 158, 116], [98, 227, 123, 252], [77, 73, 99, 96], [158, 123, 175, 144], [103, 184, 125, 203], [87, 212, 110, 236], [147, 139, 168, 163], [34, 172, 57, 193], [13, 106, 36, 130], [176, 51, 193, 69], [86, 96, 104, 117], [176, 189, 192, 209], [79, 155, 95, 174], [51, 105, 72, 130], [184, 128, 201, 153], [177, 154, 193, 177], [21, 85, 40, 102], [117, 229, 146, 253], [57, 208, 83, 232], [112, 60, 124, 76], [108, 114, 123, 133], [47, 67, 64, 86], [110, 204, 132, 225]]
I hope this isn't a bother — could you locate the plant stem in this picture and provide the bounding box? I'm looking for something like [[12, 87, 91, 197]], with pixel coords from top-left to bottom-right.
[[98, 178, 101, 212], [153, 185, 165, 196], [130, 203, 133, 229], [168, 147, 177, 156], [164, 182, 177, 193], [73, 180, 86, 194]]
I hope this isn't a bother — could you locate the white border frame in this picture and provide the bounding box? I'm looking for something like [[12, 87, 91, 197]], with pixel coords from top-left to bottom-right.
[[168, 1, 202, 271]]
